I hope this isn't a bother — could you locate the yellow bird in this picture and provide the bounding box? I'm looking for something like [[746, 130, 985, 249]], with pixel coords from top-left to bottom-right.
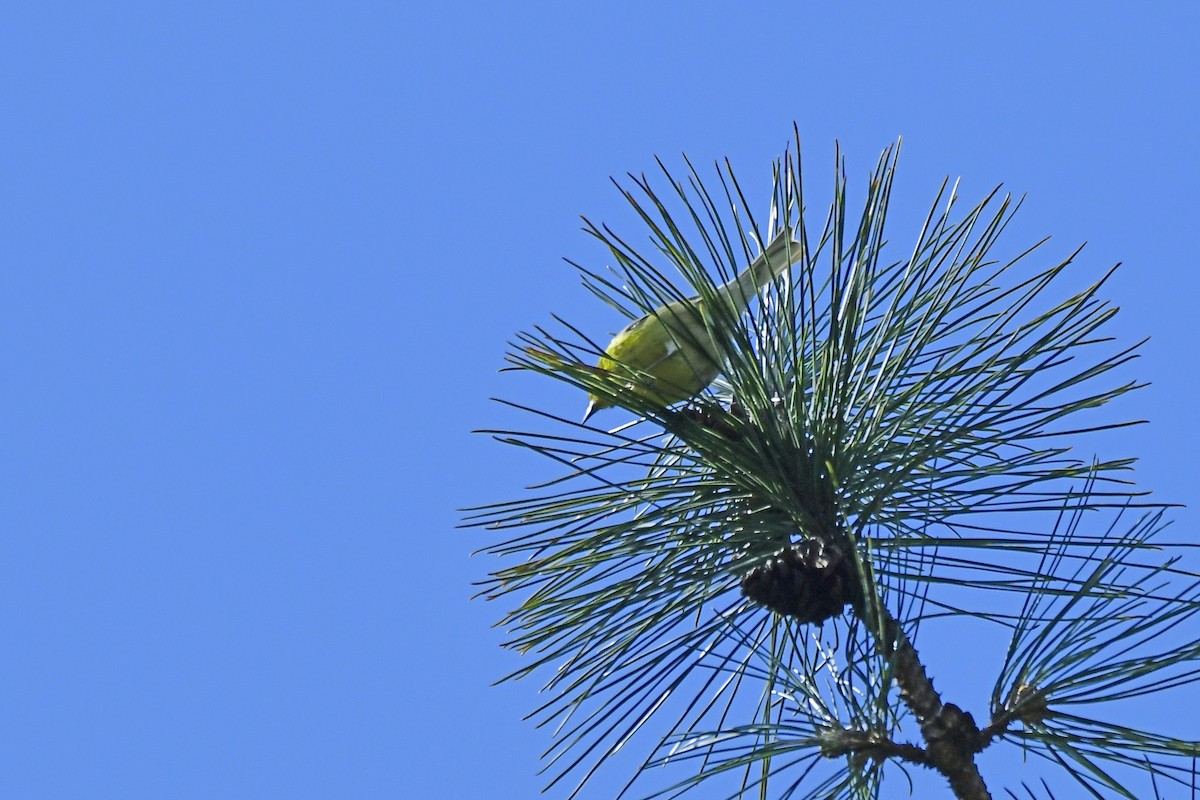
[[583, 228, 802, 422]]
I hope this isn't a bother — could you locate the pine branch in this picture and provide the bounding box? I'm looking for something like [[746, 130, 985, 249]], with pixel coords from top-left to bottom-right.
[[865, 600, 991, 798], [466, 135, 1179, 800]]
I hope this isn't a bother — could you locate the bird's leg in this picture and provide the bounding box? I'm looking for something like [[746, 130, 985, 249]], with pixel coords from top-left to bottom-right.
[[679, 404, 740, 441]]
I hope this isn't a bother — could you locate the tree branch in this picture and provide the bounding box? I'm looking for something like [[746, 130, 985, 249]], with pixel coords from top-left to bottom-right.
[[860, 596, 992, 800]]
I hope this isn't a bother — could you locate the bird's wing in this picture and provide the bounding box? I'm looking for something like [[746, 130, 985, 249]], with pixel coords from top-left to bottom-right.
[[605, 314, 679, 371]]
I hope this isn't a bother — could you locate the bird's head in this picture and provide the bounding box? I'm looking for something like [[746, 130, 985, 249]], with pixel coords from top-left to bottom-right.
[[582, 392, 613, 424]]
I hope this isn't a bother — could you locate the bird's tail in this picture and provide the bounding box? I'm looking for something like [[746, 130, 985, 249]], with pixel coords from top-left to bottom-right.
[[718, 227, 802, 309]]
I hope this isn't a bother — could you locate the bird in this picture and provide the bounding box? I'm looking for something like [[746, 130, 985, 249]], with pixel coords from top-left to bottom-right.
[[582, 228, 802, 423]]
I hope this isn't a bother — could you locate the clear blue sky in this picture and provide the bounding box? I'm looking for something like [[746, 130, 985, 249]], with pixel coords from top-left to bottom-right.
[[2, 2, 1197, 798]]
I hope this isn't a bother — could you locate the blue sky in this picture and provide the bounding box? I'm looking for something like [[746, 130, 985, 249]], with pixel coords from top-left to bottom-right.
[[2, 2, 1197, 798]]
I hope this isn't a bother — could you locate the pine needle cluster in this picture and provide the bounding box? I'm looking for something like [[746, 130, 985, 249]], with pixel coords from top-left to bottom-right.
[[465, 133, 1200, 799]]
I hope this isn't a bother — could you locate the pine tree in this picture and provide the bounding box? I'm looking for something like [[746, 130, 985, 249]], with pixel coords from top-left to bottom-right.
[[465, 133, 1200, 799]]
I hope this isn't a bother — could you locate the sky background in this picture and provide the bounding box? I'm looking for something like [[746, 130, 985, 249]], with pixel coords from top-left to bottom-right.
[[2, 2, 1198, 798]]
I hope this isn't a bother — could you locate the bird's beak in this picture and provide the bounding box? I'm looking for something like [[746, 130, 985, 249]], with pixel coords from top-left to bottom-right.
[[582, 399, 598, 425]]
